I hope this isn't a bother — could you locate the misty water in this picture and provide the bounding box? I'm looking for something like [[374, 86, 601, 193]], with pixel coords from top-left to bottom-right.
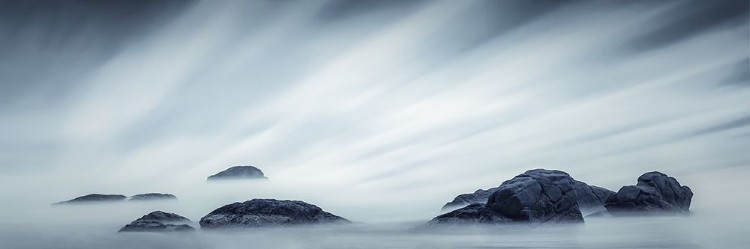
[[2, 167, 750, 249]]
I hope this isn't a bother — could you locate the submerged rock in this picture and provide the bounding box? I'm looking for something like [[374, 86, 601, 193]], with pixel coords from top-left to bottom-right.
[[199, 199, 350, 229], [604, 171, 693, 215], [207, 166, 267, 181], [53, 194, 127, 205], [442, 173, 614, 214], [430, 169, 596, 225], [129, 193, 177, 201], [118, 211, 194, 232]]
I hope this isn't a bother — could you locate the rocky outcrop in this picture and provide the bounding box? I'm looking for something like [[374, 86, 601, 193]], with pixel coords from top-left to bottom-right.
[[53, 194, 127, 205], [604, 171, 693, 215], [118, 211, 195, 232], [441, 189, 496, 211], [129, 193, 177, 201], [207, 166, 267, 181], [430, 169, 596, 225], [199, 199, 350, 229], [441, 172, 614, 214]]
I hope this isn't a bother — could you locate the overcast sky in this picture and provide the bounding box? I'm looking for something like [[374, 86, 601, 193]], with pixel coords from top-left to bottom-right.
[[0, 0, 748, 222]]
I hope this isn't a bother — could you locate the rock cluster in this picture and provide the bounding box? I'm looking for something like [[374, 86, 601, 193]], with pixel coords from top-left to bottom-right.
[[431, 169, 594, 225]]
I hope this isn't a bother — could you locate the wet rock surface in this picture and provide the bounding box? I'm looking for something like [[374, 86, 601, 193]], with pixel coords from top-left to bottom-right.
[[207, 166, 267, 181], [605, 171, 693, 215], [118, 211, 194, 232], [199, 199, 350, 229]]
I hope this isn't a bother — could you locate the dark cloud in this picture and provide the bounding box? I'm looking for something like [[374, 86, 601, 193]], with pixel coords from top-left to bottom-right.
[[624, 0, 749, 53], [0, 0, 191, 110]]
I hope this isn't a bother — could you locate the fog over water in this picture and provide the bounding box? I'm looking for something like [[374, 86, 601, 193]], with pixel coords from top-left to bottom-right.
[[0, 0, 748, 248]]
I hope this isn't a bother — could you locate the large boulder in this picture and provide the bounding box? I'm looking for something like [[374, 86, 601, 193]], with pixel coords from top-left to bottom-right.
[[119, 211, 195, 232], [604, 171, 693, 215], [442, 172, 614, 214], [129, 193, 177, 201], [53, 194, 127, 205], [430, 169, 596, 225], [199, 199, 350, 229], [207, 166, 267, 181]]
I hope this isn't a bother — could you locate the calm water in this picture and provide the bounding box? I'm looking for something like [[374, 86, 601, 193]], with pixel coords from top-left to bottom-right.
[[1, 206, 746, 249]]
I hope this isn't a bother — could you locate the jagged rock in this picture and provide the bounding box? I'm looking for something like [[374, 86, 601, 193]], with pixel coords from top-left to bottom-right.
[[199, 199, 350, 229], [118, 211, 195, 232], [441, 173, 614, 214], [53, 194, 127, 205], [430, 169, 592, 225], [207, 166, 267, 181], [129, 193, 177, 201], [604, 171, 693, 215]]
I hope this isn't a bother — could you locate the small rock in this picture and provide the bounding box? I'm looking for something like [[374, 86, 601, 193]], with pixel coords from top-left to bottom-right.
[[118, 211, 195, 232], [207, 166, 267, 181], [53, 194, 127, 205], [129, 193, 177, 201]]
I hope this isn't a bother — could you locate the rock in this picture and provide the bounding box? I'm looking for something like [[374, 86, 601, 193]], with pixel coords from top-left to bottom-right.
[[53, 194, 127, 205], [441, 172, 614, 214], [199, 199, 350, 229], [430, 169, 593, 225], [118, 211, 195, 232], [604, 171, 693, 215], [429, 204, 511, 225], [207, 166, 267, 181], [129, 193, 177, 201], [441, 189, 496, 212]]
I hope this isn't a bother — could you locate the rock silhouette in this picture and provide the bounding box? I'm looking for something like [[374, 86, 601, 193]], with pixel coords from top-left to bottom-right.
[[129, 193, 177, 201], [207, 166, 267, 181], [53, 194, 126, 205], [119, 211, 194, 232]]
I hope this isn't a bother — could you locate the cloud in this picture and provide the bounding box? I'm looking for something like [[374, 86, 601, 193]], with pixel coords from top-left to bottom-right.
[[0, 0, 748, 222]]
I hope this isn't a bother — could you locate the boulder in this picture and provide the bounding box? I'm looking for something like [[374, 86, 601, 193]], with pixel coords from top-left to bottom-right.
[[118, 211, 194, 232], [430, 169, 593, 225], [53, 194, 127, 205], [207, 166, 267, 181], [199, 199, 350, 229], [604, 171, 693, 215], [441, 172, 614, 214], [129, 193, 177, 201]]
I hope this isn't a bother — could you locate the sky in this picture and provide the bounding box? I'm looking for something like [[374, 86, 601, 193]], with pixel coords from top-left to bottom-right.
[[0, 0, 748, 222]]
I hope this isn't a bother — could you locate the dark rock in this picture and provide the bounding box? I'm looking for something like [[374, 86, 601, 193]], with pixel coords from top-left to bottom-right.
[[118, 211, 195, 232], [129, 193, 177, 201], [441, 172, 614, 214], [207, 166, 267, 181], [429, 204, 511, 225], [430, 169, 592, 225], [604, 171, 693, 215], [199, 199, 350, 229], [441, 189, 496, 212], [53, 194, 127, 205]]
